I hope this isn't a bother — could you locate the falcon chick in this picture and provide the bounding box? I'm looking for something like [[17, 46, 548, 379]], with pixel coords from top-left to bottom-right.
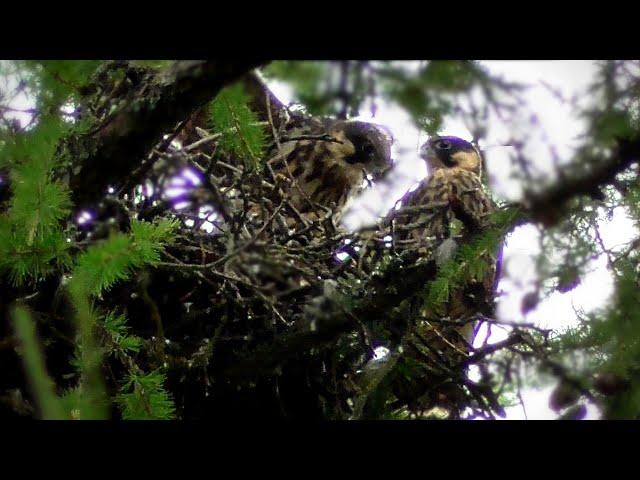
[[388, 136, 500, 416], [268, 116, 393, 224], [400, 136, 494, 246]]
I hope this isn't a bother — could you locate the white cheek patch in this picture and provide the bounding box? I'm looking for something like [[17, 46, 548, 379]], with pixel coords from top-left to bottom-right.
[[452, 151, 481, 172]]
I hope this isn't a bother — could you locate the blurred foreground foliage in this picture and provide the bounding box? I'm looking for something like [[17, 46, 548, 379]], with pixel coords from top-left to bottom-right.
[[0, 60, 639, 419]]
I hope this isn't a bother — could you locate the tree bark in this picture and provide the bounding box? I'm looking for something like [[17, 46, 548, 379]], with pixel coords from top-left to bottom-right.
[[69, 60, 266, 208]]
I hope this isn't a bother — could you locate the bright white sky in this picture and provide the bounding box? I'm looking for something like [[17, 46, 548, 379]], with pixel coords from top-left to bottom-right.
[[268, 61, 637, 419]]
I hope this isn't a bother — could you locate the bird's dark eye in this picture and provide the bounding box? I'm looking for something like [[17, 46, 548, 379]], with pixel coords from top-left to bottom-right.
[[363, 144, 375, 156], [435, 140, 452, 150]]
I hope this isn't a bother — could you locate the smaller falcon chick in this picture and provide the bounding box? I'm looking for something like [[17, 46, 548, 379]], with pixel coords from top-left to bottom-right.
[[400, 136, 494, 245], [386, 136, 499, 415]]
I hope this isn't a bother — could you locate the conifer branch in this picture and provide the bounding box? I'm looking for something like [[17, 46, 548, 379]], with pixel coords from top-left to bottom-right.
[[524, 137, 640, 226], [69, 60, 266, 208]]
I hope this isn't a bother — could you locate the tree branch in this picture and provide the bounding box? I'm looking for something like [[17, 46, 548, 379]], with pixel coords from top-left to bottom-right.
[[69, 60, 266, 208], [525, 137, 640, 226]]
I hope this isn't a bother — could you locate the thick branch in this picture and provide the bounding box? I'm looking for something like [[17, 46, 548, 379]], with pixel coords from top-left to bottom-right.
[[69, 60, 265, 207], [525, 137, 640, 226]]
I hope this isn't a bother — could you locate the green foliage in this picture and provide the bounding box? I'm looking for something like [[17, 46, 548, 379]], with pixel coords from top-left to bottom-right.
[[0, 61, 99, 286], [0, 112, 73, 285], [591, 110, 636, 144], [18, 60, 101, 109], [264, 61, 498, 128], [2, 113, 66, 168], [418, 61, 480, 92], [567, 263, 640, 418], [12, 305, 66, 419], [0, 217, 72, 285], [591, 264, 640, 370], [535, 202, 603, 296], [10, 178, 71, 244], [622, 182, 640, 221], [59, 387, 83, 419], [67, 280, 109, 419], [72, 218, 178, 297], [116, 370, 176, 420], [425, 208, 516, 309], [61, 307, 171, 420], [61, 218, 177, 419], [101, 310, 175, 419], [264, 62, 334, 115], [378, 61, 489, 134], [208, 83, 267, 171], [73, 233, 138, 297], [427, 273, 452, 307], [103, 311, 143, 354]]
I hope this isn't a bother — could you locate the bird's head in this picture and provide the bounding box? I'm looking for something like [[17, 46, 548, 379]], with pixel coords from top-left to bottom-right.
[[420, 136, 482, 175], [332, 120, 394, 180]]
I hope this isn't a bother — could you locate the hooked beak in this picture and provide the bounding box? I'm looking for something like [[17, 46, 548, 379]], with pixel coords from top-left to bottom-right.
[[419, 141, 435, 160]]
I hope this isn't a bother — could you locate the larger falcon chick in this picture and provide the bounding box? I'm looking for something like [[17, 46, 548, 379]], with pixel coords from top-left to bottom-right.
[[268, 116, 393, 224]]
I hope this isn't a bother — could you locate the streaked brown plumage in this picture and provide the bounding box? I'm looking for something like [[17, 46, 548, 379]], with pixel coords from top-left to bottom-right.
[[391, 136, 498, 416], [235, 116, 393, 298], [400, 136, 494, 246], [268, 116, 393, 223]]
